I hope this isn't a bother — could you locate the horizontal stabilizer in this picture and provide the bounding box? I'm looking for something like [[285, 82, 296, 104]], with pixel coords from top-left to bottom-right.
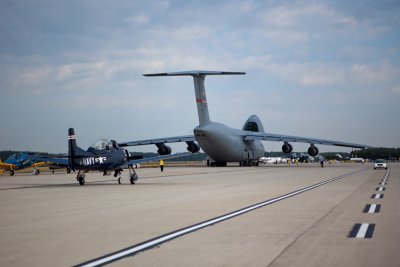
[[143, 70, 245, 77]]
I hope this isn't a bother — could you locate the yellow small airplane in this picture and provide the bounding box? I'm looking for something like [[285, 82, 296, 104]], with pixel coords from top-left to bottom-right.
[[0, 152, 46, 175]]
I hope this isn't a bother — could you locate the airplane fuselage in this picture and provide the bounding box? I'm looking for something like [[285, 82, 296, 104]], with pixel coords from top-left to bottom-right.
[[72, 149, 127, 171], [194, 122, 265, 162]]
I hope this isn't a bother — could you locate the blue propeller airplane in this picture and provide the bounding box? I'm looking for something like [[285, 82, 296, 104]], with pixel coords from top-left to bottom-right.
[[0, 152, 46, 176], [30, 128, 193, 185]]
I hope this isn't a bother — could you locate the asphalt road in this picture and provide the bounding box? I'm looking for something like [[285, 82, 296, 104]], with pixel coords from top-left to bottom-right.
[[0, 163, 398, 266]]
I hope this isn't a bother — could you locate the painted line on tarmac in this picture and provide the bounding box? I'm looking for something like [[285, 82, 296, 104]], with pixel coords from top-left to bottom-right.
[[371, 193, 383, 199], [75, 168, 365, 267], [363, 204, 381, 213], [349, 223, 375, 238]]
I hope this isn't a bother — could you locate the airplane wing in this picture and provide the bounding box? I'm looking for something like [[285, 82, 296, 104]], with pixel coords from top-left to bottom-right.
[[119, 132, 368, 149], [27, 155, 69, 166], [244, 132, 370, 148], [0, 162, 17, 171], [126, 152, 193, 166], [118, 135, 195, 147]]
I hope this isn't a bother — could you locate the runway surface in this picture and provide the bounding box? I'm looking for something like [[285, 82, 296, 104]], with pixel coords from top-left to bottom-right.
[[0, 163, 399, 266]]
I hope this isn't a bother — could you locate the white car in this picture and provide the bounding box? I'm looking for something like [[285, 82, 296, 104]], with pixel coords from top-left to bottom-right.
[[374, 159, 387, 170]]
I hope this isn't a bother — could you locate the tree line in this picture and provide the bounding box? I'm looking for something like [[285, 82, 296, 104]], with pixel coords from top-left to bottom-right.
[[351, 147, 400, 161]]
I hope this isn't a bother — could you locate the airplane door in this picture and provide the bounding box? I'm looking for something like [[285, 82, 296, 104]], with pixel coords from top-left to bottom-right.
[[242, 149, 254, 160], [248, 150, 254, 160]]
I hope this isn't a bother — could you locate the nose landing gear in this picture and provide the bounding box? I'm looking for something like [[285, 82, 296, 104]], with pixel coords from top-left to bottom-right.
[[76, 171, 86, 185]]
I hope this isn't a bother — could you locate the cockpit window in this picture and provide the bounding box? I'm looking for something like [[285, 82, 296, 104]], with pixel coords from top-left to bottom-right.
[[89, 139, 112, 150], [244, 122, 259, 132], [7, 154, 17, 161], [111, 140, 119, 149]]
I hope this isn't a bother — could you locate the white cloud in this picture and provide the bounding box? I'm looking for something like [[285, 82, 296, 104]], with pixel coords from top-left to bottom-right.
[[350, 62, 399, 84], [253, 61, 345, 86], [258, 3, 343, 27], [14, 67, 51, 86]]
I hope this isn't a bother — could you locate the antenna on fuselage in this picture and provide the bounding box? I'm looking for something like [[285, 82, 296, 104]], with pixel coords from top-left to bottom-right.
[[143, 70, 245, 126]]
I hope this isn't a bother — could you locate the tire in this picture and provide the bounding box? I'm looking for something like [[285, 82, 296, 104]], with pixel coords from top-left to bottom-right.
[[118, 177, 122, 184], [78, 177, 85, 185]]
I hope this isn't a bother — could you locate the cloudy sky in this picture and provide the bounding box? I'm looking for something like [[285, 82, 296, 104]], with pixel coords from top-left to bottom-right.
[[1, 0, 399, 154]]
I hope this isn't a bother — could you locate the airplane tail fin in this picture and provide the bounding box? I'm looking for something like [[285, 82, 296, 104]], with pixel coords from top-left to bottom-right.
[[144, 71, 245, 126], [68, 128, 86, 171]]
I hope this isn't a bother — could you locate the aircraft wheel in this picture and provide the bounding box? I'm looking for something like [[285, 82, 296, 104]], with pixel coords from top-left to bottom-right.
[[33, 169, 40, 175], [78, 177, 85, 185], [10, 170, 14, 176], [130, 176, 136, 184], [118, 177, 122, 184]]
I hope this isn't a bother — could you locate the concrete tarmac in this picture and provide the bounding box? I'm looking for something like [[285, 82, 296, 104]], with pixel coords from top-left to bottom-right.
[[0, 163, 398, 266]]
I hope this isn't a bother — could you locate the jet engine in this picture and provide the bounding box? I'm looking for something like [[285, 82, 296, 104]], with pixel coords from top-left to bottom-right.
[[156, 143, 172, 155], [282, 142, 293, 154], [307, 145, 319, 157], [186, 141, 200, 153]]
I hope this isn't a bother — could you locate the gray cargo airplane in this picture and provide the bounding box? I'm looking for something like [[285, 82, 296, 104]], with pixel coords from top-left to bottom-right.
[[119, 71, 370, 166]]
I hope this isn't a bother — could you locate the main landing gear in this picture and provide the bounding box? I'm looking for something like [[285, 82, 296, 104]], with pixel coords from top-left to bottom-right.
[[114, 169, 123, 184], [208, 161, 227, 167], [113, 167, 138, 184], [76, 171, 86, 185], [129, 165, 138, 184], [240, 160, 259, 167], [75, 168, 139, 185]]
